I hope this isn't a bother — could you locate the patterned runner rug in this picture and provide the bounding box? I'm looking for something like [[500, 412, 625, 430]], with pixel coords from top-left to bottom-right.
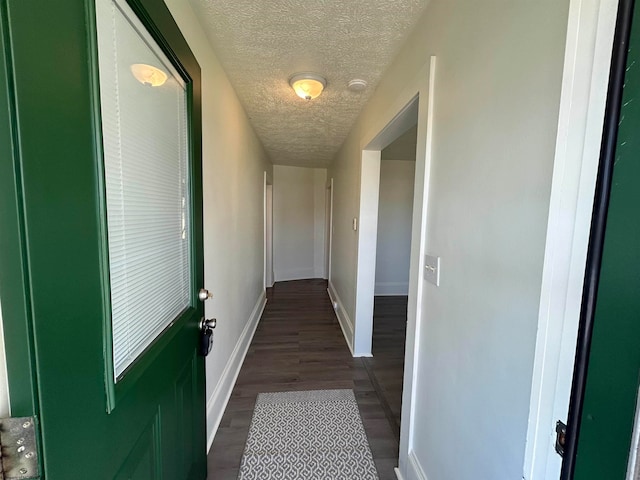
[[238, 389, 379, 480]]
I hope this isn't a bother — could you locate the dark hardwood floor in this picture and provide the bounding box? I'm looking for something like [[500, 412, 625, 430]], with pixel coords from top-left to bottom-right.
[[363, 296, 407, 441], [207, 279, 404, 480]]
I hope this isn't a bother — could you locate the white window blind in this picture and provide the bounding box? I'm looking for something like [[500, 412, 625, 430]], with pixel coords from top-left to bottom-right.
[[96, 0, 191, 380]]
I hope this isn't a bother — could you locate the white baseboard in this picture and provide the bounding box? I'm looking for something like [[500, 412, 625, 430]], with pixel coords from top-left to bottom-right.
[[395, 467, 404, 480], [408, 451, 428, 480], [206, 290, 267, 451], [274, 267, 316, 282], [375, 282, 409, 296], [327, 281, 354, 355]]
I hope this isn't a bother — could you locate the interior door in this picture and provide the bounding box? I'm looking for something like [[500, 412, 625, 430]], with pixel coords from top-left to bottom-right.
[[565, 0, 640, 477], [0, 0, 206, 478]]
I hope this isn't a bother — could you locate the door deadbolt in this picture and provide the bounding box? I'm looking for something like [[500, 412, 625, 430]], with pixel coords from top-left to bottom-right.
[[555, 420, 567, 457], [200, 318, 217, 330], [199, 317, 216, 357]]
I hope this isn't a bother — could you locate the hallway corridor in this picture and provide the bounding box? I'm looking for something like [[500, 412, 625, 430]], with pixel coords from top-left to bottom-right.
[[208, 280, 400, 479]]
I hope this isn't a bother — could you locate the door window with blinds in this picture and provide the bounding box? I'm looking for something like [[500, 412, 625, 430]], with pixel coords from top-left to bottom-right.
[[95, 0, 192, 380]]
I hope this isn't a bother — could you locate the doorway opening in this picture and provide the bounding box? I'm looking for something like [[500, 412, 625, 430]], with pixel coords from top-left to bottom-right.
[[363, 125, 417, 439], [325, 178, 333, 281], [353, 97, 419, 356], [331, 58, 435, 476], [264, 172, 274, 289], [351, 97, 419, 450]]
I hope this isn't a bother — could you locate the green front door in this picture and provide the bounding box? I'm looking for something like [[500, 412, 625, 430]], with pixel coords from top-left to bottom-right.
[[572, 1, 640, 478], [0, 0, 206, 478]]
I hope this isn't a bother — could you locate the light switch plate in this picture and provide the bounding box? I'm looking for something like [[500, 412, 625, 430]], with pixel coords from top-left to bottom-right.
[[424, 254, 440, 286]]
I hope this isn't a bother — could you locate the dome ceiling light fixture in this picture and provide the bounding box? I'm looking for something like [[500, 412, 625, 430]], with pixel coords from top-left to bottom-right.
[[130, 63, 168, 87], [289, 73, 326, 101]]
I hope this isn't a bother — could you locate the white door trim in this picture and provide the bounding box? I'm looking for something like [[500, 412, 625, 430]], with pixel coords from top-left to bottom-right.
[[523, 1, 619, 478], [263, 172, 268, 290], [263, 172, 274, 289], [353, 95, 421, 357], [351, 56, 437, 478], [326, 178, 334, 281]]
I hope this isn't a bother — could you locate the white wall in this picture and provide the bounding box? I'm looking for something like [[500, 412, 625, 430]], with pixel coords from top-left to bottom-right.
[[164, 0, 272, 449], [273, 165, 327, 281], [327, 0, 570, 478], [375, 160, 415, 296]]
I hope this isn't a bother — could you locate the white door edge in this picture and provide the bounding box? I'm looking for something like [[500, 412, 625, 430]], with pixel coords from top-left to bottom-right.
[[523, 1, 619, 478]]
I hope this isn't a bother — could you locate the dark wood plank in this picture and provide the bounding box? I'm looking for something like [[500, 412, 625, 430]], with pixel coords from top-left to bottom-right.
[[207, 279, 400, 480], [363, 296, 407, 441]]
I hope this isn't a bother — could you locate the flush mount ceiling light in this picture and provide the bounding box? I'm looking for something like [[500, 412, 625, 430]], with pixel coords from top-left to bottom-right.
[[289, 73, 326, 101], [130, 63, 168, 87]]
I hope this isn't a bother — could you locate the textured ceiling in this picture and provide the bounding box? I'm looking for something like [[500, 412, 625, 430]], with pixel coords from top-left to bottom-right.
[[189, 0, 430, 167]]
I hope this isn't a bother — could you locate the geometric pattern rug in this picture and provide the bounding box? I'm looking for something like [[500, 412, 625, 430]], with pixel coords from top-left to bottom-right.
[[238, 389, 379, 479]]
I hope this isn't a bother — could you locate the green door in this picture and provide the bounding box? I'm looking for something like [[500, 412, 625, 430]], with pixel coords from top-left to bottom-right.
[[0, 0, 206, 478], [571, 1, 640, 478]]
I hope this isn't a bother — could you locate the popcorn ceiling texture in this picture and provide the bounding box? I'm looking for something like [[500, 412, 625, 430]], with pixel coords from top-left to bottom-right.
[[189, 0, 430, 167]]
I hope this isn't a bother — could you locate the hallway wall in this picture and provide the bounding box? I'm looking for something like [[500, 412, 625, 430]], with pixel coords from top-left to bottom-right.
[[273, 165, 327, 281], [375, 160, 415, 296], [327, 0, 570, 479], [165, 0, 272, 448]]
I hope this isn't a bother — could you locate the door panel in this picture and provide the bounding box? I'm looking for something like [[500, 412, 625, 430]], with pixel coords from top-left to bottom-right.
[[0, 0, 206, 478], [176, 359, 197, 476], [115, 414, 161, 480], [573, 1, 640, 477]]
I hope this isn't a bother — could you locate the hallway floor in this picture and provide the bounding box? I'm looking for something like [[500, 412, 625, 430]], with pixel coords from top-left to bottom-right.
[[363, 295, 407, 442], [207, 279, 402, 479]]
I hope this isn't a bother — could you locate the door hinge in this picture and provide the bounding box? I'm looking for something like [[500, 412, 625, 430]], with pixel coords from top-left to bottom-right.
[[555, 420, 567, 457], [0, 417, 40, 480]]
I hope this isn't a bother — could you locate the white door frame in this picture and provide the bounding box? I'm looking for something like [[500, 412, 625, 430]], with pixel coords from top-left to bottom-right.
[[353, 99, 419, 356], [523, 1, 619, 478], [263, 171, 274, 289], [325, 178, 334, 281], [350, 57, 437, 478]]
